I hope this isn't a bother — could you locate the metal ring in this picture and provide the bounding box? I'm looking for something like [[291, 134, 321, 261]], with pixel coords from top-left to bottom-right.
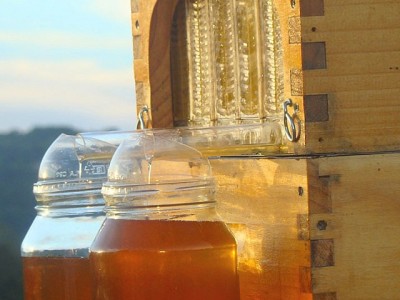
[[284, 110, 297, 142], [283, 99, 300, 142], [137, 105, 150, 129]]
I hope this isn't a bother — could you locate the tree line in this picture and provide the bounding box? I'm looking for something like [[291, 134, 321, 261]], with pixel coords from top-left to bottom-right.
[[0, 127, 77, 300]]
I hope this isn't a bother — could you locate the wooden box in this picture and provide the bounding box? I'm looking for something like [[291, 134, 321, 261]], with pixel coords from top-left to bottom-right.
[[213, 152, 400, 299], [128, 0, 400, 298], [130, 0, 400, 154]]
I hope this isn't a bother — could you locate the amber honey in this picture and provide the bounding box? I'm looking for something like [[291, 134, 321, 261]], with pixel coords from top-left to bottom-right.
[[90, 219, 240, 300], [23, 256, 93, 300]]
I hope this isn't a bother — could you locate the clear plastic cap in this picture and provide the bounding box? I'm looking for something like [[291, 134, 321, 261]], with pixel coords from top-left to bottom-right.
[[33, 134, 117, 207], [102, 134, 215, 216]]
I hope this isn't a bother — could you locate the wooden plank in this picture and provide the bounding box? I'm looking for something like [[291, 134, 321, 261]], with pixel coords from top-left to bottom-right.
[[132, 0, 157, 116], [301, 27, 400, 54], [300, 0, 400, 97], [307, 2, 400, 31], [312, 266, 337, 294], [321, 89, 400, 109], [320, 108, 399, 128], [318, 51, 400, 76], [325, 0, 396, 5], [305, 127, 400, 153], [308, 103, 400, 128], [305, 125, 400, 153], [307, 160, 332, 213], [303, 73, 400, 94], [312, 153, 400, 298], [210, 158, 311, 300], [132, 0, 180, 128], [170, 0, 189, 127], [148, 0, 179, 128], [303, 86, 400, 152], [300, 1, 400, 153]]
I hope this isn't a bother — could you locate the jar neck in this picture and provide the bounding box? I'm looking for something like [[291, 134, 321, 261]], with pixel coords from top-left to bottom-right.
[[35, 193, 104, 217], [103, 181, 217, 220], [106, 202, 219, 221]]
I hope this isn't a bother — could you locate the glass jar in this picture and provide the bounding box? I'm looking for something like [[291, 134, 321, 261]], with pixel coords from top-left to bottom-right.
[[21, 134, 117, 300], [90, 135, 240, 299]]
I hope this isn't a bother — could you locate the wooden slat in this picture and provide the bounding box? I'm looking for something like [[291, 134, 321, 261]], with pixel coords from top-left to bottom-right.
[[311, 153, 400, 298], [325, 89, 400, 109], [312, 266, 337, 294], [132, 0, 180, 128], [313, 2, 400, 31], [210, 158, 311, 300], [307, 160, 332, 214], [272, 0, 304, 155], [301, 1, 400, 153], [304, 86, 400, 152], [305, 127, 400, 153], [304, 89, 400, 153], [302, 27, 400, 54], [132, 0, 156, 116], [304, 72, 399, 94], [325, 0, 395, 5], [148, 0, 180, 128], [317, 51, 400, 76]]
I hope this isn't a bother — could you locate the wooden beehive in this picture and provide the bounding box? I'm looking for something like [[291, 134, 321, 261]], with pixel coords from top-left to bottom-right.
[[132, 0, 303, 152], [131, 0, 400, 155], [130, 0, 400, 298], [213, 152, 400, 299], [300, 0, 400, 154]]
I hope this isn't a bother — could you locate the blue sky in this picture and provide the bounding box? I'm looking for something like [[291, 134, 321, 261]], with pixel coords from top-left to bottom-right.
[[0, 0, 137, 133]]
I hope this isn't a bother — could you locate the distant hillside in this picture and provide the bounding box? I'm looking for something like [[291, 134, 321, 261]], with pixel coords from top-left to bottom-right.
[[0, 127, 78, 300]]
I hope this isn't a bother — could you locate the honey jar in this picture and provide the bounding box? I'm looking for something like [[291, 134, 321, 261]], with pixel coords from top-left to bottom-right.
[[90, 134, 240, 299], [21, 134, 116, 299]]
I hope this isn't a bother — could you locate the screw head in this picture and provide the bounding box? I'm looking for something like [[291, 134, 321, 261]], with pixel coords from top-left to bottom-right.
[[317, 220, 328, 230]]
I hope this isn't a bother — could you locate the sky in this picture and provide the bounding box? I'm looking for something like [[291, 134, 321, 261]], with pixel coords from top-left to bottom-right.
[[0, 0, 137, 133]]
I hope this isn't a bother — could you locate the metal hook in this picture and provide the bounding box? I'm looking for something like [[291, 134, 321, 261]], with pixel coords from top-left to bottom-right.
[[137, 105, 151, 129], [283, 99, 301, 142]]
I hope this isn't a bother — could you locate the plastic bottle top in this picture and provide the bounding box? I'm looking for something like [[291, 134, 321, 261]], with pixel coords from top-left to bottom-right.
[[79, 121, 283, 157], [33, 134, 117, 215], [102, 134, 215, 219]]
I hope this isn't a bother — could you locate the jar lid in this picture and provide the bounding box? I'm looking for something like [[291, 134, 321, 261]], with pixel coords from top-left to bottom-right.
[[33, 134, 117, 204], [79, 120, 283, 157], [102, 134, 215, 213]]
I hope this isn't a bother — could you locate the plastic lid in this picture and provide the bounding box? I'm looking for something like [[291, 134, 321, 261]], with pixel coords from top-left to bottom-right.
[[102, 134, 215, 213], [78, 121, 283, 158], [33, 134, 117, 204]]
